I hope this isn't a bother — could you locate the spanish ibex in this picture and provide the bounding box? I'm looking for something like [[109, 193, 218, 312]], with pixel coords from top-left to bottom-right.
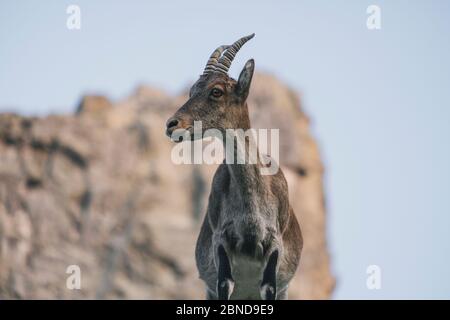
[[166, 34, 303, 300]]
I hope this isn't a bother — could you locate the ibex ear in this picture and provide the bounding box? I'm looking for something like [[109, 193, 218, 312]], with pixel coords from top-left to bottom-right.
[[236, 59, 255, 102]]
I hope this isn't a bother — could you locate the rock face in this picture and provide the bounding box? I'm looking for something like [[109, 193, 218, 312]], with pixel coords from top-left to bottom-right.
[[0, 73, 334, 299]]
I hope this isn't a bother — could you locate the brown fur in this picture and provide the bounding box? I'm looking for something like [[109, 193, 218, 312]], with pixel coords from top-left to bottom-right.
[[166, 60, 303, 300]]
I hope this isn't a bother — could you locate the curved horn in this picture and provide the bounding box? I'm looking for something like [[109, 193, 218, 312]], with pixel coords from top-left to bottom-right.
[[215, 33, 255, 74], [203, 45, 229, 75]]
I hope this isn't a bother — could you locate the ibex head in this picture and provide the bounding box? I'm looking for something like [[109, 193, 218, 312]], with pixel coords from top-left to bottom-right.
[[166, 34, 255, 142]]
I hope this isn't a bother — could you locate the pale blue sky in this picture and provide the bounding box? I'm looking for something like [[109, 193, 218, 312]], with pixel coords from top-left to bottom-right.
[[1, 0, 449, 299]]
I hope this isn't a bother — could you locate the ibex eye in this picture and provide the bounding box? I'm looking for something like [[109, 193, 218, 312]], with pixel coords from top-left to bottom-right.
[[210, 88, 223, 98]]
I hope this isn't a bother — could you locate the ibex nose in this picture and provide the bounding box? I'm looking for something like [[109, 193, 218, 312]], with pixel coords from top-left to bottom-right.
[[166, 117, 180, 138], [166, 118, 179, 129]]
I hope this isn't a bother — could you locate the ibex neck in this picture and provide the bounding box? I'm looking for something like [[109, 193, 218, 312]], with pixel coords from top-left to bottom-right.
[[222, 127, 265, 199]]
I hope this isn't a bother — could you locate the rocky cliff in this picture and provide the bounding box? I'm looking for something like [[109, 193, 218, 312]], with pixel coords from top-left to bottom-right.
[[0, 73, 334, 299]]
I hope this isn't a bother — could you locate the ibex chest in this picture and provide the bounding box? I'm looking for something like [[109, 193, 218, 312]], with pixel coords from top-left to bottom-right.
[[221, 189, 277, 226]]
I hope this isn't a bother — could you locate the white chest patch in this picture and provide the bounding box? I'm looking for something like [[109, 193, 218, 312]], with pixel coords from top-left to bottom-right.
[[229, 255, 265, 300]]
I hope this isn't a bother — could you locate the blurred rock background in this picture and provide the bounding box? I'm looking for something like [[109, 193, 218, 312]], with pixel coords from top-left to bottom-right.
[[0, 73, 334, 299]]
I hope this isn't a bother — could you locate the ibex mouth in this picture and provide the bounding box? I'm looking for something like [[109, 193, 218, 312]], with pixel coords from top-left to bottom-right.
[[167, 126, 193, 143], [172, 134, 184, 143]]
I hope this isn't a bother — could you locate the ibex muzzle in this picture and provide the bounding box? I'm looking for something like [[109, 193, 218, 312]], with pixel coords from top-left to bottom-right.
[[166, 34, 303, 300]]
